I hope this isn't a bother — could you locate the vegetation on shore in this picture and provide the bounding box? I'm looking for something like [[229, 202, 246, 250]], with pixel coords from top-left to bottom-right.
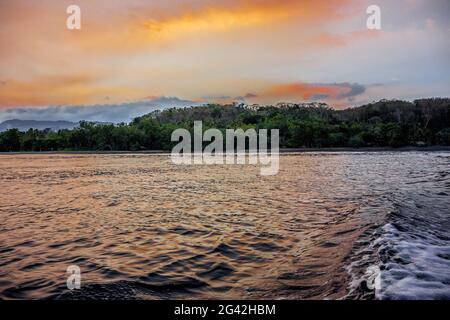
[[0, 98, 449, 152]]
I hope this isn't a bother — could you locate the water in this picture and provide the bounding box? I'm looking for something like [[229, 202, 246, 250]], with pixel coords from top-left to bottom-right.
[[0, 152, 448, 300]]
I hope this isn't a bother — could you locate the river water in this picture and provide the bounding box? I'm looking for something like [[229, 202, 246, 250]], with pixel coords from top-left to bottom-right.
[[0, 152, 449, 299]]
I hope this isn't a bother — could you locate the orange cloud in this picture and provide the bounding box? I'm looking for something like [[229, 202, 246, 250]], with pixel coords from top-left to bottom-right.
[[0, 0, 360, 107], [0, 75, 143, 107], [136, 0, 352, 39], [63, 0, 354, 54], [257, 82, 366, 104], [265, 83, 341, 100]]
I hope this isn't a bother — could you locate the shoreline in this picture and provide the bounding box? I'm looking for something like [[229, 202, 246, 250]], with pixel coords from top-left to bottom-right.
[[1, 146, 450, 155]]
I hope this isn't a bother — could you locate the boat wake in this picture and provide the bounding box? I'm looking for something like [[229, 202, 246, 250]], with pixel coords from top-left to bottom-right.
[[346, 155, 450, 299]]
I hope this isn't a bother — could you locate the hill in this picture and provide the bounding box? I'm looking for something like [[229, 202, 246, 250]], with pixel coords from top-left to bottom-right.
[[0, 98, 449, 151]]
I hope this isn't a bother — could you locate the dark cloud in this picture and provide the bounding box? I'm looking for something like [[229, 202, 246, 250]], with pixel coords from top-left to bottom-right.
[[311, 93, 330, 101], [336, 83, 366, 98]]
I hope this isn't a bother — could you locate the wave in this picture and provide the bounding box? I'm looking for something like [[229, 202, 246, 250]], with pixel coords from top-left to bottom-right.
[[346, 156, 450, 299]]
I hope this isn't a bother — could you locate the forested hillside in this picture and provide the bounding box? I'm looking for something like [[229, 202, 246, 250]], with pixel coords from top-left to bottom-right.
[[0, 98, 449, 151]]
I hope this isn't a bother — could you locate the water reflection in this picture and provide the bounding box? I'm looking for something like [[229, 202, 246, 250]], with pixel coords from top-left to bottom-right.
[[0, 152, 448, 299]]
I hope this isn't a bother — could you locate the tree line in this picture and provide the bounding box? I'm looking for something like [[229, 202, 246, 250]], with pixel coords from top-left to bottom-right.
[[0, 98, 449, 152]]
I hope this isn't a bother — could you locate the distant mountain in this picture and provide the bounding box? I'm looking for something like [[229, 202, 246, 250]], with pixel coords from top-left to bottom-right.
[[0, 96, 202, 124], [0, 119, 77, 132]]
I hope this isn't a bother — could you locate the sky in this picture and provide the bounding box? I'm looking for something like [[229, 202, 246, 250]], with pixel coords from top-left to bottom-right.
[[0, 0, 449, 122]]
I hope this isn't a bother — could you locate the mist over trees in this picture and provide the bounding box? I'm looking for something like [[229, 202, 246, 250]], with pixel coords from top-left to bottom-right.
[[0, 98, 449, 152]]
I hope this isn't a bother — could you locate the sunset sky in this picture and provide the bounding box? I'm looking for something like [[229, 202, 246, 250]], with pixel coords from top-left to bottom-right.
[[0, 0, 449, 121]]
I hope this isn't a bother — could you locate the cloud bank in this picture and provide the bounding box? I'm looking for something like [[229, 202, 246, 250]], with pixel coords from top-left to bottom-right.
[[0, 97, 201, 123]]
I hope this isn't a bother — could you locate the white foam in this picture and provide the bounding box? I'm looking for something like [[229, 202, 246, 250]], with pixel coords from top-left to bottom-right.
[[375, 223, 450, 300]]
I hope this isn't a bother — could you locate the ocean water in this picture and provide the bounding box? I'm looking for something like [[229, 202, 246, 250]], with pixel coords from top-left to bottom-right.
[[0, 152, 448, 300]]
